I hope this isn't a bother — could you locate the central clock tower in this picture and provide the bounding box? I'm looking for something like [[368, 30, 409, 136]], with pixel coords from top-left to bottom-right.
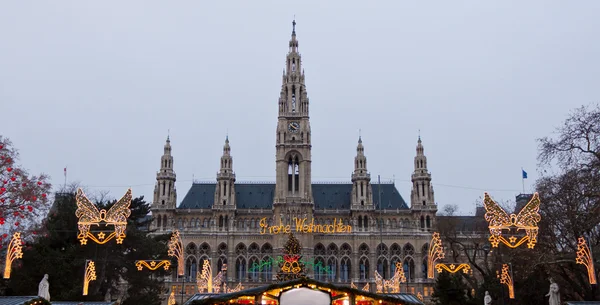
[[274, 20, 314, 221]]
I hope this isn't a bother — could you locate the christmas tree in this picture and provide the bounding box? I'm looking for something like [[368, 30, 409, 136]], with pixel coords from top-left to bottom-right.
[[276, 233, 307, 281]]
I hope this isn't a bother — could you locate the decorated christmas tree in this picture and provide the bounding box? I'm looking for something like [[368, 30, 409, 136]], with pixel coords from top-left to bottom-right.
[[276, 232, 307, 281]]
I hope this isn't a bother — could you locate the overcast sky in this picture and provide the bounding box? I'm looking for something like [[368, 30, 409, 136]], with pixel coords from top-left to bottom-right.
[[1, 1, 598, 215]]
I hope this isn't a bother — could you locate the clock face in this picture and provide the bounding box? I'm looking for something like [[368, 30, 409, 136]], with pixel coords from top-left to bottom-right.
[[288, 122, 300, 133]]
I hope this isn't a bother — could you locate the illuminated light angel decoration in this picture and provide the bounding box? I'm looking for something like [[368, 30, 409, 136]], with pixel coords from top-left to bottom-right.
[[83, 260, 97, 296], [435, 263, 471, 274], [427, 232, 445, 279], [416, 292, 423, 302], [167, 230, 184, 276], [168, 286, 176, 305], [483, 192, 541, 249], [497, 264, 514, 299], [350, 281, 357, 289], [196, 259, 223, 293], [135, 260, 171, 271], [362, 283, 370, 292], [576, 237, 597, 285], [75, 188, 132, 245], [375, 262, 406, 293], [3, 232, 23, 279]]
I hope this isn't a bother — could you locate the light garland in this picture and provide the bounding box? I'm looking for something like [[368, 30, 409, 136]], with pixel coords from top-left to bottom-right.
[[576, 237, 597, 285], [135, 260, 171, 271], [168, 286, 176, 305], [167, 230, 184, 276], [362, 283, 370, 292], [229, 282, 244, 293], [3, 232, 23, 279], [435, 263, 471, 274], [350, 282, 357, 289], [497, 264, 514, 299], [427, 232, 445, 279], [374, 262, 406, 293], [483, 192, 541, 249], [83, 260, 97, 296], [197, 259, 213, 293], [416, 292, 423, 302], [75, 188, 132, 245]]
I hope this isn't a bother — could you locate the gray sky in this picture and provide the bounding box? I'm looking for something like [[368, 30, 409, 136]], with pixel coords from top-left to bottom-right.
[[1, 1, 598, 215]]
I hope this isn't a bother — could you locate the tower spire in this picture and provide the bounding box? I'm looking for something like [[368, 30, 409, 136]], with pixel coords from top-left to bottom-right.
[[292, 18, 296, 35], [410, 135, 436, 229], [351, 135, 373, 209], [215, 136, 236, 208], [153, 136, 177, 211]]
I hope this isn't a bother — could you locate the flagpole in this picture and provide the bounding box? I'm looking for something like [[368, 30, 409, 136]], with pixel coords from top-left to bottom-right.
[[521, 167, 525, 194], [64, 166, 67, 189]]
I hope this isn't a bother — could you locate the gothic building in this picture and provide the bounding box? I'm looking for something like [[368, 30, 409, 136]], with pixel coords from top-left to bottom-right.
[[151, 21, 437, 299]]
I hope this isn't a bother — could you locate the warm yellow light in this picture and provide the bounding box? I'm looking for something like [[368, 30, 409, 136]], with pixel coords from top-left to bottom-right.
[[497, 264, 514, 299], [75, 188, 132, 245], [427, 232, 444, 279], [168, 286, 176, 305], [362, 283, 370, 292], [3, 232, 23, 279], [168, 230, 184, 276], [483, 192, 541, 249], [416, 292, 423, 302], [135, 260, 171, 271], [83, 260, 97, 296], [576, 237, 597, 285], [435, 263, 471, 274], [374, 262, 406, 293]]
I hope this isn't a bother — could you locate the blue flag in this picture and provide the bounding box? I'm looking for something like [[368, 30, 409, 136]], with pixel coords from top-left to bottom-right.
[[522, 169, 528, 179]]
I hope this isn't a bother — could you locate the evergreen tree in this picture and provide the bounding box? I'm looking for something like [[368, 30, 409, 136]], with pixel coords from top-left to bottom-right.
[[431, 272, 471, 305], [3, 191, 171, 304], [276, 233, 306, 281]]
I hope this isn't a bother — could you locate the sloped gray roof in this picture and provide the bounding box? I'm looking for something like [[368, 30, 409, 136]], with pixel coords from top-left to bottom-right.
[[0, 296, 36, 305], [179, 182, 408, 210]]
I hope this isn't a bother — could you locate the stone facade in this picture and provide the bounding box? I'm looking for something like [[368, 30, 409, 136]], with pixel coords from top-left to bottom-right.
[[151, 21, 437, 300]]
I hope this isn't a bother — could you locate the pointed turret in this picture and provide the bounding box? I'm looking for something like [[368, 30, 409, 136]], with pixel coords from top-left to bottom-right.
[[410, 135, 436, 231], [351, 135, 373, 210], [152, 135, 177, 230], [214, 136, 236, 210]]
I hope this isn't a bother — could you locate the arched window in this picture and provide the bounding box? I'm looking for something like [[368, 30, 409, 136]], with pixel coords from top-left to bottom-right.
[[314, 257, 326, 281], [420, 216, 425, 229], [403, 257, 415, 282], [377, 257, 388, 279], [186, 257, 197, 281], [426, 215, 431, 228], [327, 257, 337, 282], [340, 257, 351, 282], [236, 257, 246, 280], [157, 216, 162, 229], [359, 257, 369, 280], [358, 216, 363, 228], [248, 257, 260, 281]]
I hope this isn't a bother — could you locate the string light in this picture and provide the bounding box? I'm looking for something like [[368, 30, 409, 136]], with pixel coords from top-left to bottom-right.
[[427, 232, 444, 279], [83, 260, 97, 296], [416, 292, 423, 302], [135, 260, 171, 271], [350, 282, 357, 289], [374, 262, 406, 293], [168, 286, 176, 305], [75, 188, 132, 245], [362, 283, 370, 292], [3, 232, 23, 279], [229, 282, 244, 293], [497, 264, 514, 299], [576, 237, 597, 285], [483, 192, 541, 249], [167, 230, 184, 276], [435, 263, 471, 274]]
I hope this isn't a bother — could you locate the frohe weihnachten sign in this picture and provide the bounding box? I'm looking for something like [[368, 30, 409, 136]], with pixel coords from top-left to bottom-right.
[[259, 217, 352, 235]]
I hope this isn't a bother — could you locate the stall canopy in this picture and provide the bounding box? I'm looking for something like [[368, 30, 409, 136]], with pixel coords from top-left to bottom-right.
[[186, 278, 424, 305]]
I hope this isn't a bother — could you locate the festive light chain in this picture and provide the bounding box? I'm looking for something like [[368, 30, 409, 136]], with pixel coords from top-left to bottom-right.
[[483, 192, 541, 249], [375, 262, 406, 293], [75, 188, 132, 245], [362, 283, 370, 292], [427, 232, 445, 279], [416, 292, 423, 302], [197, 259, 213, 293], [497, 264, 514, 299], [576, 237, 597, 285], [167, 230, 184, 276], [135, 260, 171, 271], [3, 232, 23, 279], [435, 263, 471, 274], [350, 282, 357, 289], [83, 260, 97, 296], [168, 286, 176, 305]]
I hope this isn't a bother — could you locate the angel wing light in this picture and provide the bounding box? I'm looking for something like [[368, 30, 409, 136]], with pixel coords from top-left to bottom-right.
[[75, 188, 132, 245], [483, 192, 541, 249]]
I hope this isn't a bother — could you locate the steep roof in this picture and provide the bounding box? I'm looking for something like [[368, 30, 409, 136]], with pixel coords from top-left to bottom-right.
[[179, 182, 408, 210]]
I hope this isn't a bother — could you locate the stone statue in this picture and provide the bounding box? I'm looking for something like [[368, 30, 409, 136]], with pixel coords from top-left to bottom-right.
[[546, 278, 560, 305], [291, 94, 296, 111], [292, 62, 296, 72], [38, 274, 50, 301], [484, 291, 491, 305]]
